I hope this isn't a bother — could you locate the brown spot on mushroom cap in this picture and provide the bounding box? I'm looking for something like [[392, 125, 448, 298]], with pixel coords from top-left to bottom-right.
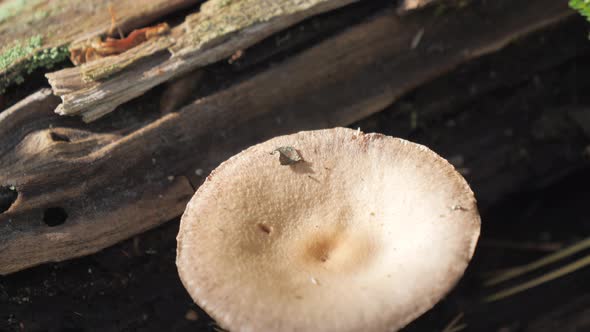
[[176, 127, 480, 332]]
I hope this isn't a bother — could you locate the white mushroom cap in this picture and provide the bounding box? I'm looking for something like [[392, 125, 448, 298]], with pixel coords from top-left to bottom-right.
[[176, 127, 480, 332]]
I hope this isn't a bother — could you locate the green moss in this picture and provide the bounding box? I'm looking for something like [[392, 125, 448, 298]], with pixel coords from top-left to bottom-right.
[[0, 35, 70, 93], [176, 0, 303, 53], [570, 0, 590, 22], [29, 44, 70, 72], [0, 35, 43, 71], [82, 64, 123, 82]]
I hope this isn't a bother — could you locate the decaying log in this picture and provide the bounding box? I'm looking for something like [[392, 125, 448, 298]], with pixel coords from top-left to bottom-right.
[[0, 0, 200, 92], [0, 0, 575, 274], [0, 89, 195, 274], [46, 0, 359, 122]]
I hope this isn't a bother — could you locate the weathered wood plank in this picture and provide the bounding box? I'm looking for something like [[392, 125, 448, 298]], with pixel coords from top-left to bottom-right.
[[0, 0, 574, 274]]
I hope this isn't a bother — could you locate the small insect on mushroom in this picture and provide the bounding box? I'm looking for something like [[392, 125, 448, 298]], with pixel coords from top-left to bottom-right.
[[69, 4, 170, 65], [271, 146, 302, 165]]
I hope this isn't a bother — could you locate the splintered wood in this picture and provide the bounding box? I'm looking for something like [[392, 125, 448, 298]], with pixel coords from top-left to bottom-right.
[[45, 0, 360, 122], [0, 0, 199, 92]]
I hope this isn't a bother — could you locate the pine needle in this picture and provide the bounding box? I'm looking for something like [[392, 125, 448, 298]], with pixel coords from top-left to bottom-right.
[[484, 253, 590, 302], [441, 312, 466, 332], [485, 236, 590, 286]]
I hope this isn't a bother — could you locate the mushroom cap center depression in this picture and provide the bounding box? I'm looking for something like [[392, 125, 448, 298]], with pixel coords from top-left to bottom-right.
[[177, 128, 479, 332]]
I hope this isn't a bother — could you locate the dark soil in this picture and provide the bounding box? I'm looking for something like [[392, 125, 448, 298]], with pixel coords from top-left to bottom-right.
[[2, 5, 590, 332]]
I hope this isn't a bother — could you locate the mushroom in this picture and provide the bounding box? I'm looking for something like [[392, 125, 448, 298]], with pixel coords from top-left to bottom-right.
[[176, 127, 480, 332]]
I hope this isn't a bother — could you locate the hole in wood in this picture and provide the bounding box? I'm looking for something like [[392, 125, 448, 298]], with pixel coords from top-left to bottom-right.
[[50, 132, 71, 142], [0, 186, 18, 213], [43, 207, 68, 227]]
